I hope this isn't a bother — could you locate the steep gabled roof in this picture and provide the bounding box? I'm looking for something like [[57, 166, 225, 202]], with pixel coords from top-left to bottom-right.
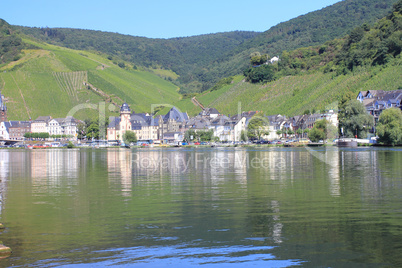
[[107, 117, 121, 129], [163, 107, 188, 123], [210, 115, 229, 126], [186, 116, 211, 129]]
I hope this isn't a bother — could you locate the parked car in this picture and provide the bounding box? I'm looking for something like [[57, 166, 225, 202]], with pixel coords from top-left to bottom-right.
[[256, 140, 270, 144]]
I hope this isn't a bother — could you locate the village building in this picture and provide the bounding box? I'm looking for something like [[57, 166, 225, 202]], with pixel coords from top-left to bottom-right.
[[157, 106, 188, 141], [107, 103, 160, 142], [31, 116, 52, 133], [185, 115, 211, 131], [8, 121, 31, 140], [226, 116, 247, 142], [199, 107, 220, 119], [0, 121, 11, 139], [357, 89, 402, 121], [269, 56, 279, 63], [0, 91, 7, 122], [265, 115, 288, 140], [48, 116, 79, 138], [163, 132, 184, 144]]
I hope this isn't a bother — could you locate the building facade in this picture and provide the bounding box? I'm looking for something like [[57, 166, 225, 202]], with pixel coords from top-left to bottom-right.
[[0, 91, 7, 122]]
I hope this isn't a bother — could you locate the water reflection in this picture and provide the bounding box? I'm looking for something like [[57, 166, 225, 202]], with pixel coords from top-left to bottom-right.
[[0, 147, 401, 267], [0, 147, 396, 200], [0, 147, 400, 204]]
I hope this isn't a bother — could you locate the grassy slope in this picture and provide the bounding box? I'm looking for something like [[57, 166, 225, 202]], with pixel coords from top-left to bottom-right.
[[0, 38, 181, 120], [176, 59, 402, 116]]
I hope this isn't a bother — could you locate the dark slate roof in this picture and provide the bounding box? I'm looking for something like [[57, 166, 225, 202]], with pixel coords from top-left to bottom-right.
[[131, 122, 142, 130], [163, 107, 188, 123], [107, 117, 121, 129], [186, 116, 211, 129], [9, 121, 30, 128], [210, 115, 229, 126], [131, 113, 159, 128]]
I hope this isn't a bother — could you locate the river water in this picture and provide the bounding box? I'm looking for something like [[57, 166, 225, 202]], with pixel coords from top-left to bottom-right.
[[0, 147, 401, 267]]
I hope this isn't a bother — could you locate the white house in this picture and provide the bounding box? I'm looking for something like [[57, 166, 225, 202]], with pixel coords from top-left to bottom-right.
[[48, 117, 79, 138], [0, 121, 11, 139], [270, 56, 279, 63], [48, 118, 63, 136], [31, 116, 52, 133]]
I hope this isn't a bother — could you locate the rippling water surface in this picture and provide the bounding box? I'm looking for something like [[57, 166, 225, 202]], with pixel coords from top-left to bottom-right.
[[0, 147, 401, 267]]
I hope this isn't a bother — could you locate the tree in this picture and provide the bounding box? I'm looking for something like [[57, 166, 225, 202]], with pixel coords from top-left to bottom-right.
[[296, 128, 303, 137], [244, 65, 275, 83], [308, 127, 325, 142], [308, 119, 337, 142], [376, 108, 402, 145], [77, 122, 86, 139], [123, 131, 137, 145], [240, 130, 248, 141], [198, 129, 214, 141], [86, 121, 99, 140], [184, 129, 197, 142], [340, 100, 374, 138], [250, 52, 270, 66], [247, 114, 269, 140]]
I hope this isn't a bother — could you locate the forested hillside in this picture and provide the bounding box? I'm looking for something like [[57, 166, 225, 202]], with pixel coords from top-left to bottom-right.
[[176, 0, 402, 116], [0, 19, 27, 65], [209, 0, 397, 86], [14, 0, 397, 93]]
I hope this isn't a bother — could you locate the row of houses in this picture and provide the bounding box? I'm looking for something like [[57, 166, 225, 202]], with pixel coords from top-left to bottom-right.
[[10, 87, 402, 143], [107, 102, 339, 143], [0, 116, 80, 140], [357, 90, 402, 120]]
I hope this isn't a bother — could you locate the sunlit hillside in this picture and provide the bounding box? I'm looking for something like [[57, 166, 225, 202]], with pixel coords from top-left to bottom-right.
[[176, 59, 402, 117], [0, 38, 181, 120]]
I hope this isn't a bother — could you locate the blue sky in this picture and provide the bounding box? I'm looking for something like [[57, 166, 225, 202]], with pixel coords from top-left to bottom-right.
[[2, 0, 341, 39]]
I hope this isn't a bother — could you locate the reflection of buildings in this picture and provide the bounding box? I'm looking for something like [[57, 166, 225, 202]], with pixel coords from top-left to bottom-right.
[[30, 150, 80, 193], [0, 151, 9, 181], [0, 151, 9, 216], [107, 149, 132, 196]]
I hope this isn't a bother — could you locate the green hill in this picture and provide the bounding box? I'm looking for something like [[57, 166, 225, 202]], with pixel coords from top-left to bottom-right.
[[176, 61, 401, 117], [176, 1, 402, 116], [214, 0, 397, 79], [0, 38, 181, 120], [14, 0, 397, 93], [1, 0, 400, 120]]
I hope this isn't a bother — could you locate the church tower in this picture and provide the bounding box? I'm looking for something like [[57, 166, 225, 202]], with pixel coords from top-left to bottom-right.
[[119, 102, 131, 141]]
